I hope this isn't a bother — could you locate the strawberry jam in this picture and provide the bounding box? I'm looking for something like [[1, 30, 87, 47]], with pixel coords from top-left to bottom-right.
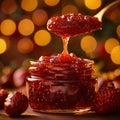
[[27, 13, 101, 113], [27, 53, 96, 113], [47, 13, 102, 38]]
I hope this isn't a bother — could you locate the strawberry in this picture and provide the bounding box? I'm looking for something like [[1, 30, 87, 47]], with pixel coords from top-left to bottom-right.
[[113, 74, 120, 89], [97, 77, 114, 91], [47, 13, 102, 37], [93, 87, 120, 114], [4, 91, 28, 117], [0, 89, 8, 109]]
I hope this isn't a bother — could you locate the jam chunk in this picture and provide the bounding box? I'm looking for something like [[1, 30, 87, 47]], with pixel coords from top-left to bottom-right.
[[47, 13, 102, 37]]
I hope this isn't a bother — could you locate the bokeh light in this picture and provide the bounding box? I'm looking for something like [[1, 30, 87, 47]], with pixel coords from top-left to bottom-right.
[[44, 0, 60, 6], [21, 0, 38, 12], [105, 38, 119, 54], [0, 19, 16, 36], [62, 4, 78, 15], [22, 58, 32, 68], [81, 35, 97, 53], [74, 0, 84, 7], [84, 0, 102, 10], [1, 0, 17, 14], [114, 68, 120, 77], [2, 66, 11, 74], [116, 25, 120, 38], [17, 37, 34, 54], [32, 9, 48, 26], [0, 38, 7, 54], [18, 19, 34, 36], [34, 30, 51, 46], [106, 6, 120, 22], [111, 45, 120, 65]]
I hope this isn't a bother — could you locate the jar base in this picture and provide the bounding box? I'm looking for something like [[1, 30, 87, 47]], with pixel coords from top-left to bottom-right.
[[33, 107, 91, 114]]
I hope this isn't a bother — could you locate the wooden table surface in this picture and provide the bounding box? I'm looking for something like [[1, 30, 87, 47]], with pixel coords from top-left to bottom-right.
[[0, 107, 120, 120]]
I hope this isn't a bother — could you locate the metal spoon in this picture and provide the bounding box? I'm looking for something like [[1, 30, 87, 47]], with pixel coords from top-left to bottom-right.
[[94, 0, 120, 21]]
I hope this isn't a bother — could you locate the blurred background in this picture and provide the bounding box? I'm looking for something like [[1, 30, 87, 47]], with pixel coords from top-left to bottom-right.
[[0, 0, 120, 89]]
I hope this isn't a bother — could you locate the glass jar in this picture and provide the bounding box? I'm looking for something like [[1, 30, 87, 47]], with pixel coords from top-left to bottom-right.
[[27, 54, 96, 113]]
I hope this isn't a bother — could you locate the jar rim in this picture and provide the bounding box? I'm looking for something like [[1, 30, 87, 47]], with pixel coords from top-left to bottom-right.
[[27, 77, 85, 83]]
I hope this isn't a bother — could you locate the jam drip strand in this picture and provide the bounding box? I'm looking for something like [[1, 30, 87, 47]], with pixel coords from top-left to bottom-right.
[[62, 37, 69, 54]]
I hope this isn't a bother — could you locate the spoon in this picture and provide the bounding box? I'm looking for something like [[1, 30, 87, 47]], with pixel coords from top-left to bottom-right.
[[94, 0, 120, 21]]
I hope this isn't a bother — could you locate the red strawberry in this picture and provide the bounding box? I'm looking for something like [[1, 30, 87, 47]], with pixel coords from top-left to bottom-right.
[[0, 89, 8, 109], [113, 74, 120, 89], [93, 87, 120, 114], [4, 91, 28, 116], [97, 77, 114, 91], [47, 13, 102, 37]]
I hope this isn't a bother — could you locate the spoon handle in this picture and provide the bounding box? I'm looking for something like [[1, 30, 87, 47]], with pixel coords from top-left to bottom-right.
[[94, 0, 120, 21]]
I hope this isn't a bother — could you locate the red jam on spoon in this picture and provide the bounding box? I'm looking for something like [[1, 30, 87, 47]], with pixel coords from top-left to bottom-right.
[[47, 13, 102, 38], [27, 13, 102, 113], [47, 13, 102, 54]]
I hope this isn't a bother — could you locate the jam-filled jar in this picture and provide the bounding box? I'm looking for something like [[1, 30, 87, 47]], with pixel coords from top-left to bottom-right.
[[27, 53, 96, 113]]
